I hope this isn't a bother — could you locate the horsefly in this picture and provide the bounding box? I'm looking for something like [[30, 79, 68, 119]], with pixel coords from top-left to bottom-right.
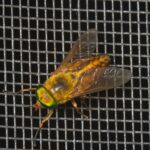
[[16, 29, 131, 145]]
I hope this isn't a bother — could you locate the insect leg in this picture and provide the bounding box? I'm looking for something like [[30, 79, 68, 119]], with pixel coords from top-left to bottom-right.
[[80, 96, 89, 109], [71, 99, 88, 119], [33, 110, 54, 146], [2, 88, 36, 95], [17, 88, 36, 93]]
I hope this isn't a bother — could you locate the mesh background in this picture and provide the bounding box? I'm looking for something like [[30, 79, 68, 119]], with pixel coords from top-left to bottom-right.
[[0, 0, 150, 150]]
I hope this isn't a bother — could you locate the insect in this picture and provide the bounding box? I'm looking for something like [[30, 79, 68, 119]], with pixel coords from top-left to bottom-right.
[[19, 29, 131, 144]]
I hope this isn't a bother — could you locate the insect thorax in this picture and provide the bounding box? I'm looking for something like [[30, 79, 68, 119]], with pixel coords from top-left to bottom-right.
[[44, 73, 78, 104]]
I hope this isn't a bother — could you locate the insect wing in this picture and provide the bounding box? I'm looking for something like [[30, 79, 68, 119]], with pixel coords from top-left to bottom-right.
[[52, 29, 97, 75], [97, 67, 131, 90], [61, 29, 97, 65], [71, 67, 131, 97]]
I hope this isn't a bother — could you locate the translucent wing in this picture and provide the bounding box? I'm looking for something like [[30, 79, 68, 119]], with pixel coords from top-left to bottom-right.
[[61, 29, 97, 65], [71, 67, 131, 98], [52, 29, 97, 75]]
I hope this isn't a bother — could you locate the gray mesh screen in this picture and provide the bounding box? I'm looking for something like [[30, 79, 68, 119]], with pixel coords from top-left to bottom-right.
[[0, 0, 150, 150]]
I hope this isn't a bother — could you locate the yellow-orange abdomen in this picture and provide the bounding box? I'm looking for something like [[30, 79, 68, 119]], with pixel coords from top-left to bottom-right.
[[78, 55, 110, 76], [92, 54, 110, 67]]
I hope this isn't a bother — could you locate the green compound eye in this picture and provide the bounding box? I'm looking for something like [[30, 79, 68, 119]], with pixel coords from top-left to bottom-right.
[[36, 86, 57, 109]]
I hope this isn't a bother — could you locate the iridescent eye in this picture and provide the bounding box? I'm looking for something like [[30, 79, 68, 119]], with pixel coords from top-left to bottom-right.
[[36, 86, 57, 108]]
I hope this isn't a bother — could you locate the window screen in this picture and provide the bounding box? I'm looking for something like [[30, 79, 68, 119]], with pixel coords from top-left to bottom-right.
[[0, 0, 149, 150]]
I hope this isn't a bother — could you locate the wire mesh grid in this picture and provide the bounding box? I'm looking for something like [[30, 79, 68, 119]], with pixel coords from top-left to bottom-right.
[[0, 0, 150, 150]]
